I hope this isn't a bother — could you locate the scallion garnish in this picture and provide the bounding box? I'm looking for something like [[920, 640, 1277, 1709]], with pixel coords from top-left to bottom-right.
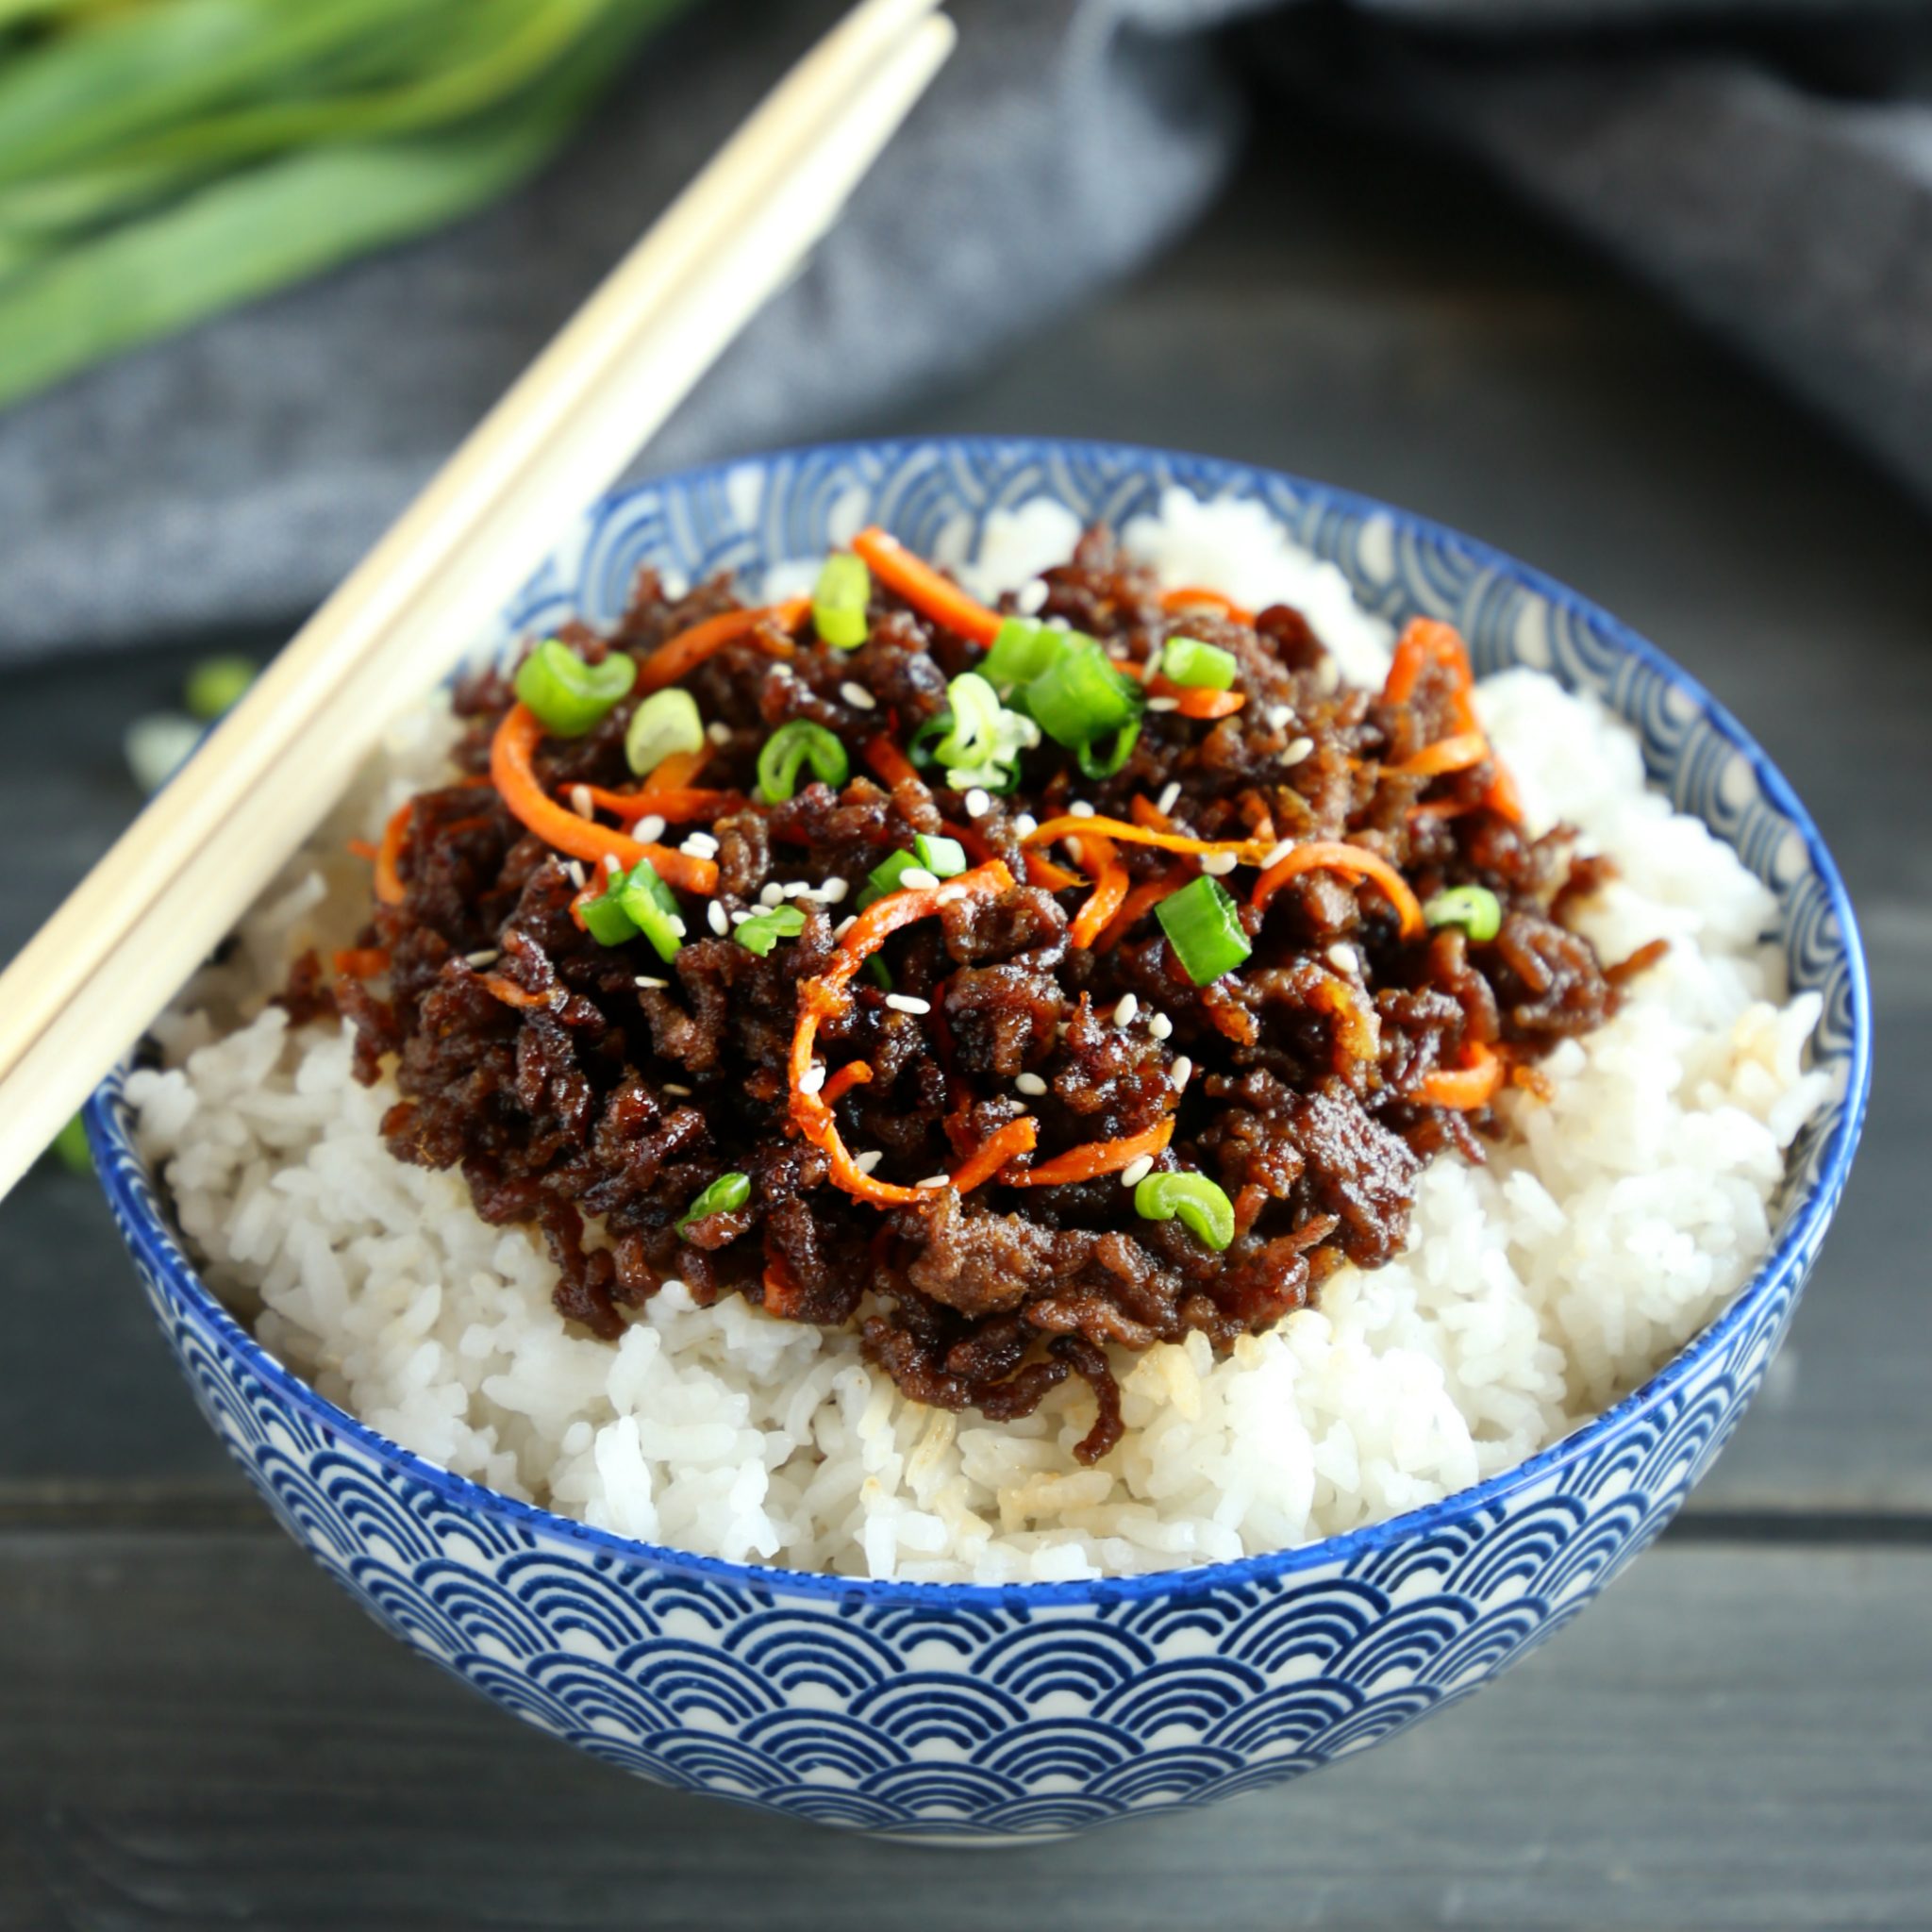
[[1024, 635, 1143, 755], [913, 832, 967, 878], [757, 720, 850, 804], [1133, 1171, 1235, 1251], [931, 672, 1003, 770], [579, 887, 640, 947], [514, 637, 637, 737], [679, 1171, 751, 1230], [980, 616, 1060, 693], [613, 858, 684, 962], [1158, 636, 1237, 691], [184, 655, 258, 721], [1424, 885, 1503, 942], [1076, 719, 1141, 781], [856, 833, 966, 911], [812, 553, 872, 649], [624, 688, 705, 776], [734, 903, 807, 956], [1156, 874, 1252, 985]]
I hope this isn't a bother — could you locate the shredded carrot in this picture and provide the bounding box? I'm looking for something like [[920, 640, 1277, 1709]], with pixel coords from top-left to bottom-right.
[[1407, 798, 1476, 824], [1482, 761, 1524, 823], [852, 526, 1003, 645], [789, 860, 1015, 1207], [1068, 834, 1129, 948], [1128, 794, 1176, 834], [822, 1060, 873, 1104], [642, 746, 709, 791], [346, 837, 379, 863], [490, 704, 720, 893], [1022, 812, 1274, 866], [863, 734, 922, 790], [636, 598, 808, 694], [479, 974, 563, 1011], [1160, 586, 1255, 625], [373, 800, 412, 907], [950, 1115, 1040, 1193], [1094, 872, 1185, 951], [1390, 730, 1488, 778], [1004, 1114, 1174, 1189], [1381, 618, 1524, 824], [1250, 839, 1425, 937], [1415, 1042, 1504, 1109], [576, 784, 743, 824], [1149, 675, 1247, 720], [332, 947, 390, 979]]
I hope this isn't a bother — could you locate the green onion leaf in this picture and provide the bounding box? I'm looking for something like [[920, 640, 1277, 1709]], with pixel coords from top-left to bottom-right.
[[931, 672, 1002, 769], [757, 720, 849, 804], [50, 1112, 92, 1174], [980, 616, 1061, 694], [1424, 885, 1503, 942], [613, 858, 684, 963], [678, 1170, 751, 1231], [913, 833, 968, 878], [865, 955, 893, 991], [624, 687, 704, 776], [1024, 635, 1143, 753], [184, 654, 257, 721], [734, 903, 807, 957], [515, 637, 636, 736], [1158, 636, 1237, 691], [1133, 1171, 1236, 1251], [1076, 719, 1141, 781], [812, 552, 871, 648], [579, 886, 640, 947], [1157, 874, 1252, 985]]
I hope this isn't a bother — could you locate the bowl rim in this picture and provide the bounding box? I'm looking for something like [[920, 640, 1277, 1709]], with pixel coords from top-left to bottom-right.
[[90, 433, 1874, 1608]]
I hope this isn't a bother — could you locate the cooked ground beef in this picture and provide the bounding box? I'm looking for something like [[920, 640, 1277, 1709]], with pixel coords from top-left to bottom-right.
[[325, 529, 1644, 1463]]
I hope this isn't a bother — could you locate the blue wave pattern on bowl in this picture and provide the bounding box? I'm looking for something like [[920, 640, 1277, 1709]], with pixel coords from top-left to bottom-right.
[[90, 439, 1870, 1840]]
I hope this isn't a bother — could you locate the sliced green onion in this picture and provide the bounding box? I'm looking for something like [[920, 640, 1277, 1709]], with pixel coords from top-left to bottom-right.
[[50, 1113, 92, 1174], [1076, 719, 1141, 781], [1134, 1171, 1236, 1251], [184, 654, 257, 721], [1158, 636, 1237, 691], [1024, 636, 1143, 753], [931, 672, 1003, 770], [579, 887, 640, 947], [813, 552, 871, 649], [613, 858, 684, 963], [914, 833, 968, 878], [1157, 874, 1253, 985], [980, 616, 1061, 694], [735, 903, 807, 957], [625, 687, 704, 777], [678, 1171, 751, 1231], [515, 637, 637, 737], [1424, 885, 1503, 942], [858, 850, 916, 909], [757, 720, 849, 804], [866, 955, 893, 991]]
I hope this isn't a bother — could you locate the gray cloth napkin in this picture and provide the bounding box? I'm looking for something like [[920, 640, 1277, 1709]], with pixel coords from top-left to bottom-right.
[[0, 0, 1925, 658]]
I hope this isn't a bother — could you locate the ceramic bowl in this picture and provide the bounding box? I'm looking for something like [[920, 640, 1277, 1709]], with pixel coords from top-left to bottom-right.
[[89, 438, 1870, 1842]]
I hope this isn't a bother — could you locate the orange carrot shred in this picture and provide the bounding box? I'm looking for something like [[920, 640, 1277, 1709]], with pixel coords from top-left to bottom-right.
[[1022, 812, 1274, 866], [479, 974, 563, 1011], [1094, 872, 1185, 951], [491, 704, 719, 893], [821, 1061, 873, 1104], [1250, 839, 1425, 938], [863, 734, 922, 790], [642, 746, 709, 791], [1390, 730, 1488, 778], [1415, 1042, 1505, 1109], [1159, 586, 1255, 625], [950, 1115, 1040, 1193], [1149, 674, 1247, 720], [1004, 1115, 1174, 1189], [636, 599, 808, 694], [346, 837, 380, 863], [331, 947, 390, 979], [1068, 833, 1129, 948], [373, 800, 411, 907], [852, 526, 1003, 645], [575, 784, 743, 824]]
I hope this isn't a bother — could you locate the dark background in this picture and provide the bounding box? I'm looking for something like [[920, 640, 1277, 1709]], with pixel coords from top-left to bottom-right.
[[4, 108, 1928, 1930]]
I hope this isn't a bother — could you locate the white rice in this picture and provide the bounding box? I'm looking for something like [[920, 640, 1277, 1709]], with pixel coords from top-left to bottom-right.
[[125, 492, 1834, 1584]]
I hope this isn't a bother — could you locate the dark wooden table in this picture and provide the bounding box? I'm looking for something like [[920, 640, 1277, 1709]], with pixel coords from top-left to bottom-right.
[[4, 122, 1927, 1930]]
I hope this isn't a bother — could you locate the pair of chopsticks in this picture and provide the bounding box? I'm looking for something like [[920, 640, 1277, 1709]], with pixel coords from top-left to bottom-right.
[[0, 0, 956, 1200]]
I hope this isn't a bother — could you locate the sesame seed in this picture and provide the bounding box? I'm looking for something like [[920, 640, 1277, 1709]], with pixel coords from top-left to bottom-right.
[[564, 860, 587, 890], [1171, 1056, 1194, 1091], [1106, 643, 1129, 661], [706, 721, 732, 746], [1262, 839, 1295, 869], [1044, 615, 1071, 632], [885, 993, 932, 1015], [1156, 781, 1181, 815], [759, 883, 784, 907], [1314, 658, 1341, 694], [899, 867, 940, 891], [603, 854, 622, 876], [1281, 737, 1315, 768], [680, 831, 719, 858], [667, 915, 688, 938], [854, 1150, 884, 1174], [707, 901, 728, 936], [464, 949, 500, 969], [1119, 1155, 1156, 1189], [1017, 578, 1049, 615], [1327, 942, 1358, 974], [839, 680, 876, 711], [569, 784, 594, 819], [1069, 801, 1095, 818], [1148, 1012, 1174, 1041], [834, 915, 858, 939], [797, 1065, 826, 1095], [1013, 812, 1039, 836], [1146, 696, 1181, 713], [662, 1083, 692, 1097], [1112, 992, 1140, 1027], [781, 880, 811, 898], [767, 661, 793, 680], [660, 1277, 687, 1296], [635, 975, 666, 990], [1200, 852, 1239, 876], [1264, 703, 1294, 732], [634, 814, 666, 845], [820, 876, 849, 904], [1015, 1072, 1048, 1096], [915, 1174, 951, 1191], [729, 908, 751, 924], [964, 787, 992, 820]]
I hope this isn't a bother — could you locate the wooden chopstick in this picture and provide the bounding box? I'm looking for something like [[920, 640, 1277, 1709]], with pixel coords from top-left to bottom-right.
[[0, 0, 955, 1199]]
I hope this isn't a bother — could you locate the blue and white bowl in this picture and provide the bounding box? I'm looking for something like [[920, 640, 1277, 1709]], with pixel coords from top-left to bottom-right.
[[89, 439, 1871, 1842]]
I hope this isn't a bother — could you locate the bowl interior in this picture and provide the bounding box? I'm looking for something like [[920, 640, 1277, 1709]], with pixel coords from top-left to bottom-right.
[[90, 434, 1872, 1606]]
